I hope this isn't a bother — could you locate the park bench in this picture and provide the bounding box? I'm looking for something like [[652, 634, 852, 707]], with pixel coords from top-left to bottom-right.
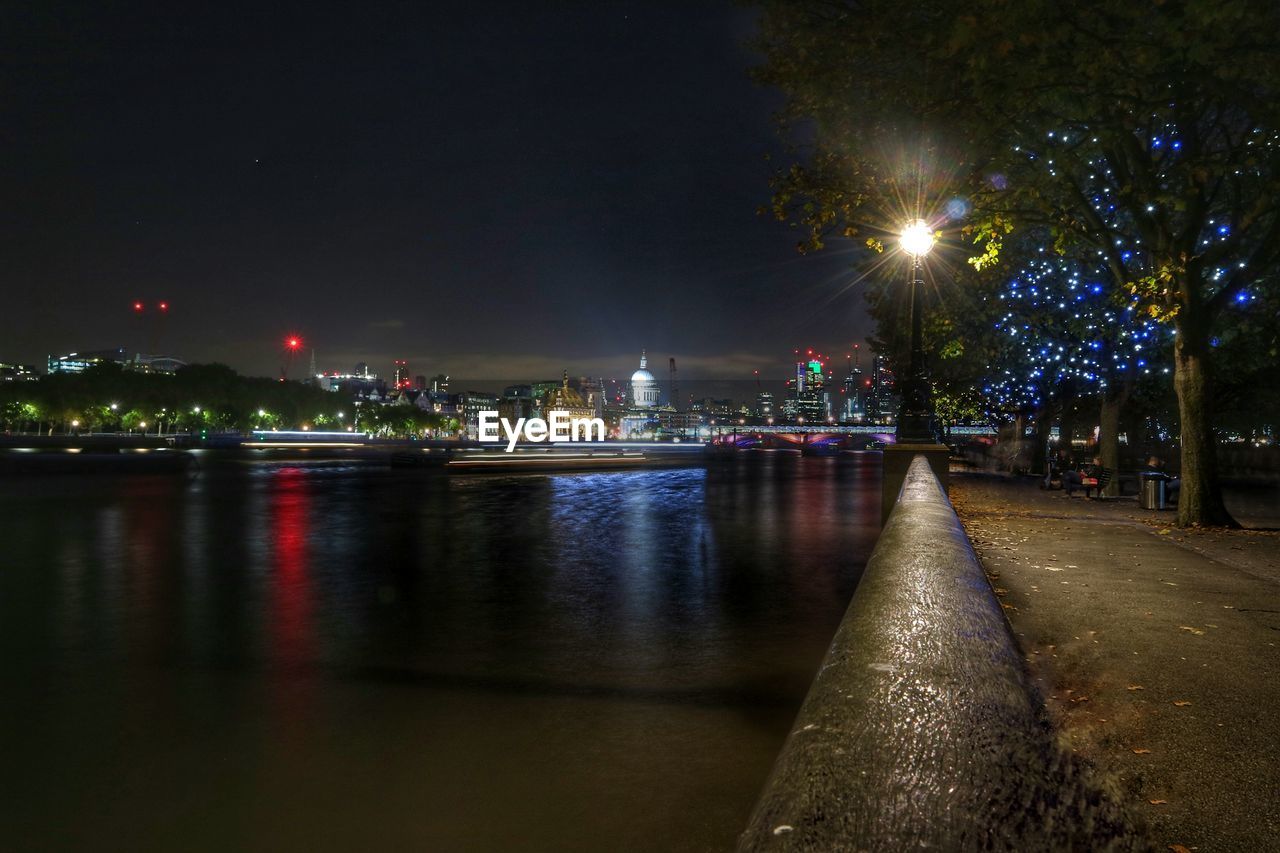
[[1115, 471, 1139, 496], [1081, 467, 1113, 499]]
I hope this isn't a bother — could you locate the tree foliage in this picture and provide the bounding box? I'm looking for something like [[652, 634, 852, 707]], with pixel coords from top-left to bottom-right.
[[0, 363, 359, 435], [752, 0, 1280, 525]]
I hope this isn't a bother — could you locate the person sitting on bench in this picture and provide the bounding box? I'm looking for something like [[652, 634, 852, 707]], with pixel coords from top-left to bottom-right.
[[1043, 448, 1070, 490], [1144, 455, 1180, 504], [1064, 457, 1103, 497]]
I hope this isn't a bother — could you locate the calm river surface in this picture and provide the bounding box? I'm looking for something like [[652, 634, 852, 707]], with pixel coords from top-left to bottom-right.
[[0, 453, 880, 852]]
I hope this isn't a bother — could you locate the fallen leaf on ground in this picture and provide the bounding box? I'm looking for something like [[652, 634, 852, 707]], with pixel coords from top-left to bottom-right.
[[1132, 748, 1152, 754], [1173, 700, 1192, 707], [1127, 685, 1145, 691], [1178, 626, 1205, 635], [1169, 845, 1192, 853], [1149, 799, 1168, 805]]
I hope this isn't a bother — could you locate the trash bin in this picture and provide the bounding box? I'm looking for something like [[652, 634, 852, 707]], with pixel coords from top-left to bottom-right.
[[1139, 472, 1166, 510]]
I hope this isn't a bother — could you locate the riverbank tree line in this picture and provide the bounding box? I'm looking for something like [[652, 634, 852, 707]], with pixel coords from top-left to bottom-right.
[[0, 362, 455, 438]]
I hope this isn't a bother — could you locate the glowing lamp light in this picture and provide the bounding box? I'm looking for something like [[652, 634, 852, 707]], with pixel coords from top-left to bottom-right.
[[158, 301, 169, 311], [287, 337, 301, 349], [899, 219, 936, 257], [133, 301, 144, 312]]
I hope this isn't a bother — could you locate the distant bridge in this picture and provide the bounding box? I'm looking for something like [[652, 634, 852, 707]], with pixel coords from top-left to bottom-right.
[[707, 423, 996, 450], [709, 424, 996, 436]]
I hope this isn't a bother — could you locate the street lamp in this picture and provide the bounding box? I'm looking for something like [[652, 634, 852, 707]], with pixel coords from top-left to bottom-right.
[[896, 218, 937, 443]]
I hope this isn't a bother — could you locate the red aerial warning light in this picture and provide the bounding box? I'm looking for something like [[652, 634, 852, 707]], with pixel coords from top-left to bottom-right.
[[287, 337, 301, 350], [158, 301, 169, 312], [133, 301, 144, 312]]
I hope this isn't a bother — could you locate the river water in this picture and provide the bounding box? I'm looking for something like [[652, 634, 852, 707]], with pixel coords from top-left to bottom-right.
[[0, 453, 880, 852]]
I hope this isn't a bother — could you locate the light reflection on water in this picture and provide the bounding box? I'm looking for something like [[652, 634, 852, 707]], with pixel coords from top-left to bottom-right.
[[0, 454, 880, 852]]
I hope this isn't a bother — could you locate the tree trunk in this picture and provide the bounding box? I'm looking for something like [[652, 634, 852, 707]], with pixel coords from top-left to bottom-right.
[[1032, 406, 1050, 475], [1058, 403, 1076, 457], [1056, 378, 1079, 460], [1172, 326, 1235, 526], [1098, 387, 1126, 497]]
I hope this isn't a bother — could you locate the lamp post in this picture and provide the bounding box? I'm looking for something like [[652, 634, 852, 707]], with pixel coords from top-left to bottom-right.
[[895, 218, 937, 443]]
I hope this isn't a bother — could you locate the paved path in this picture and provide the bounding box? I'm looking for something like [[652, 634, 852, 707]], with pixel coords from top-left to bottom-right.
[[951, 473, 1280, 852]]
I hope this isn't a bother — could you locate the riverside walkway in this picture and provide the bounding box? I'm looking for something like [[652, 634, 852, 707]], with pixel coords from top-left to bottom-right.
[[740, 457, 1139, 851], [952, 472, 1280, 851]]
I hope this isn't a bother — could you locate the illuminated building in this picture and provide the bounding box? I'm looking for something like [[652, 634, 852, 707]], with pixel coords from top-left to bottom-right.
[[630, 351, 660, 408], [541, 372, 596, 423], [1, 362, 40, 381], [317, 372, 382, 396], [133, 354, 187, 373], [841, 355, 866, 422], [47, 347, 130, 373], [787, 355, 830, 422], [459, 390, 500, 438], [413, 389, 456, 417], [393, 360, 409, 388], [47, 348, 186, 375], [756, 390, 774, 418], [500, 385, 536, 422], [578, 377, 606, 419], [868, 355, 897, 424]]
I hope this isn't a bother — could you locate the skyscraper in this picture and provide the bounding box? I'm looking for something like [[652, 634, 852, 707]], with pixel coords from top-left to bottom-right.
[[841, 356, 865, 422], [869, 355, 896, 424]]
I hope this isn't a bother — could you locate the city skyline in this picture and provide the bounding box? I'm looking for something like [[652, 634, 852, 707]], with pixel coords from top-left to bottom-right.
[[3, 2, 874, 378]]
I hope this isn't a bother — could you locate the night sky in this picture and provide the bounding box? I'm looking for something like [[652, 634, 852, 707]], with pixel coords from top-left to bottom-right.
[[3, 1, 869, 383]]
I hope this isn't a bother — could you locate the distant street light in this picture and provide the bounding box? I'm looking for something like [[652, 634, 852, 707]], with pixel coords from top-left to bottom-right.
[[896, 218, 938, 443]]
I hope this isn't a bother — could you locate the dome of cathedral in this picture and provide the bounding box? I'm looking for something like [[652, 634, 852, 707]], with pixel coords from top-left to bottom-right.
[[630, 351, 660, 409]]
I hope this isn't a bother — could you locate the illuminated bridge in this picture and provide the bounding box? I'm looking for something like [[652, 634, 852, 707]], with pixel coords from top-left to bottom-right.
[[707, 423, 996, 451]]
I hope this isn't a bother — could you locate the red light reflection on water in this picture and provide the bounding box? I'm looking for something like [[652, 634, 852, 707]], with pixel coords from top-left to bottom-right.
[[269, 468, 314, 671]]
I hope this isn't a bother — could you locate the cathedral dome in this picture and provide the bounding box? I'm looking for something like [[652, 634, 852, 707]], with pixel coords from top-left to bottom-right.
[[630, 351, 660, 409]]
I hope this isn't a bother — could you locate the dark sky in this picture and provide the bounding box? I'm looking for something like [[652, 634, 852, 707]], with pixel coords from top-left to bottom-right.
[[3, 1, 871, 383]]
